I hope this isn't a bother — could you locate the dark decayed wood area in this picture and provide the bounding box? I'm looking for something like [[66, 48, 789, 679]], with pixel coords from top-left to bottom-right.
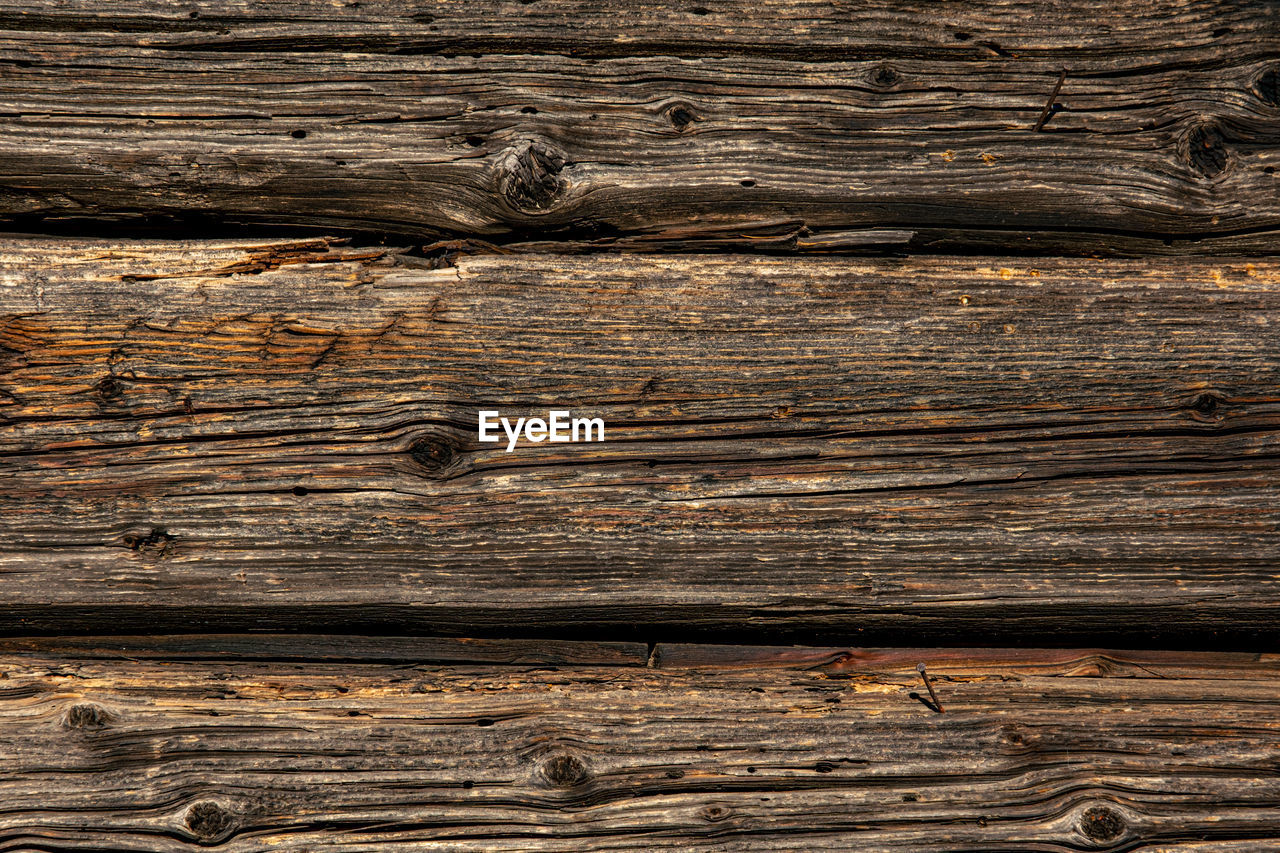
[[1, 1, 1279, 849]]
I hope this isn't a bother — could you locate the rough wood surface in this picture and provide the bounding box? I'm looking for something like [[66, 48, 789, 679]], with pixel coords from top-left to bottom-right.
[[2, 238, 1279, 640], [1, 0, 1278, 251], [0, 634, 650, 665], [0, 639, 1276, 850]]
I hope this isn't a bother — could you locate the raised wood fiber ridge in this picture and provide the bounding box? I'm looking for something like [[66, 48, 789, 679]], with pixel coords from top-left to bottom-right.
[[0, 638, 1277, 850], [0, 1, 1279, 252], [2, 238, 1279, 640]]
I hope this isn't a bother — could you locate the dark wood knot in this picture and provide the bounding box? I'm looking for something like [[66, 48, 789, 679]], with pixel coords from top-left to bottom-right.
[[1185, 122, 1228, 178], [699, 804, 732, 823], [63, 702, 111, 729], [541, 752, 588, 788], [408, 436, 457, 475], [94, 375, 125, 401], [1190, 391, 1226, 421], [1255, 68, 1280, 107], [869, 64, 900, 88], [665, 102, 698, 131], [1000, 722, 1027, 747], [1078, 805, 1125, 843], [123, 526, 175, 558], [185, 801, 236, 842], [496, 140, 568, 215]]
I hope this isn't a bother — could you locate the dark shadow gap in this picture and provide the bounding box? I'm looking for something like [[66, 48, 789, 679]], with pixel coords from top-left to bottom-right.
[[0, 605, 1276, 653]]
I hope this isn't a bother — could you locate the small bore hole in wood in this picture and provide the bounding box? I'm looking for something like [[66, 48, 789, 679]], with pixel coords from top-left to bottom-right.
[[291, 129, 307, 139]]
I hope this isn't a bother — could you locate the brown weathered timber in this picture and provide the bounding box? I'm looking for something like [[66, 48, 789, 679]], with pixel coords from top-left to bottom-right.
[[0, 634, 650, 665], [2, 238, 1279, 640], [0, 640, 1276, 850], [0, 1, 1278, 251]]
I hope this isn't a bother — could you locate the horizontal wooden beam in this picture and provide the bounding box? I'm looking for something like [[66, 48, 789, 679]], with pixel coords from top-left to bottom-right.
[[0, 0, 1262, 62], [0, 634, 650, 665], [2, 239, 1279, 640], [0, 640, 1276, 849], [0, 1, 1278, 250]]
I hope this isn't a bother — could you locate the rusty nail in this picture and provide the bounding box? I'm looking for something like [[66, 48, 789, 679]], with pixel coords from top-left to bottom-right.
[[916, 662, 944, 713]]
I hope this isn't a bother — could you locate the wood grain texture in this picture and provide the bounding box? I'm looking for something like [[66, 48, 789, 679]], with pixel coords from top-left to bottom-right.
[[0, 640, 1276, 850], [2, 238, 1279, 640], [0, 634, 650, 665], [1, 0, 1278, 251]]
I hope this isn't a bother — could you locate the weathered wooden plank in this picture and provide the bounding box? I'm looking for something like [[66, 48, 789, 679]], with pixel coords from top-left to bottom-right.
[[0, 641, 1276, 850], [4, 239, 1280, 640], [0, 0, 1264, 62], [0, 634, 650, 665], [0, 1, 1278, 251], [653, 644, 1280, 679]]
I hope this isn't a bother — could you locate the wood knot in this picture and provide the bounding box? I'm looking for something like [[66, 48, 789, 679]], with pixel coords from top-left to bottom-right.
[[408, 436, 457, 475], [1078, 805, 1125, 843], [993, 722, 1034, 747], [63, 702, 111, 729], [1185, 122, 1228, 178], [123, 526, 175, 558], [1189, 391, 1226, 421], [1255, 68, 1280, 107], [94, 375, 125, 401], [665, 102, 698, 131], [699, 804, 733, 823], [496, 140, 567, 215], [541, 752, 588, 788], [185, 801, 236, 842], [869, 64, 900, 88]]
